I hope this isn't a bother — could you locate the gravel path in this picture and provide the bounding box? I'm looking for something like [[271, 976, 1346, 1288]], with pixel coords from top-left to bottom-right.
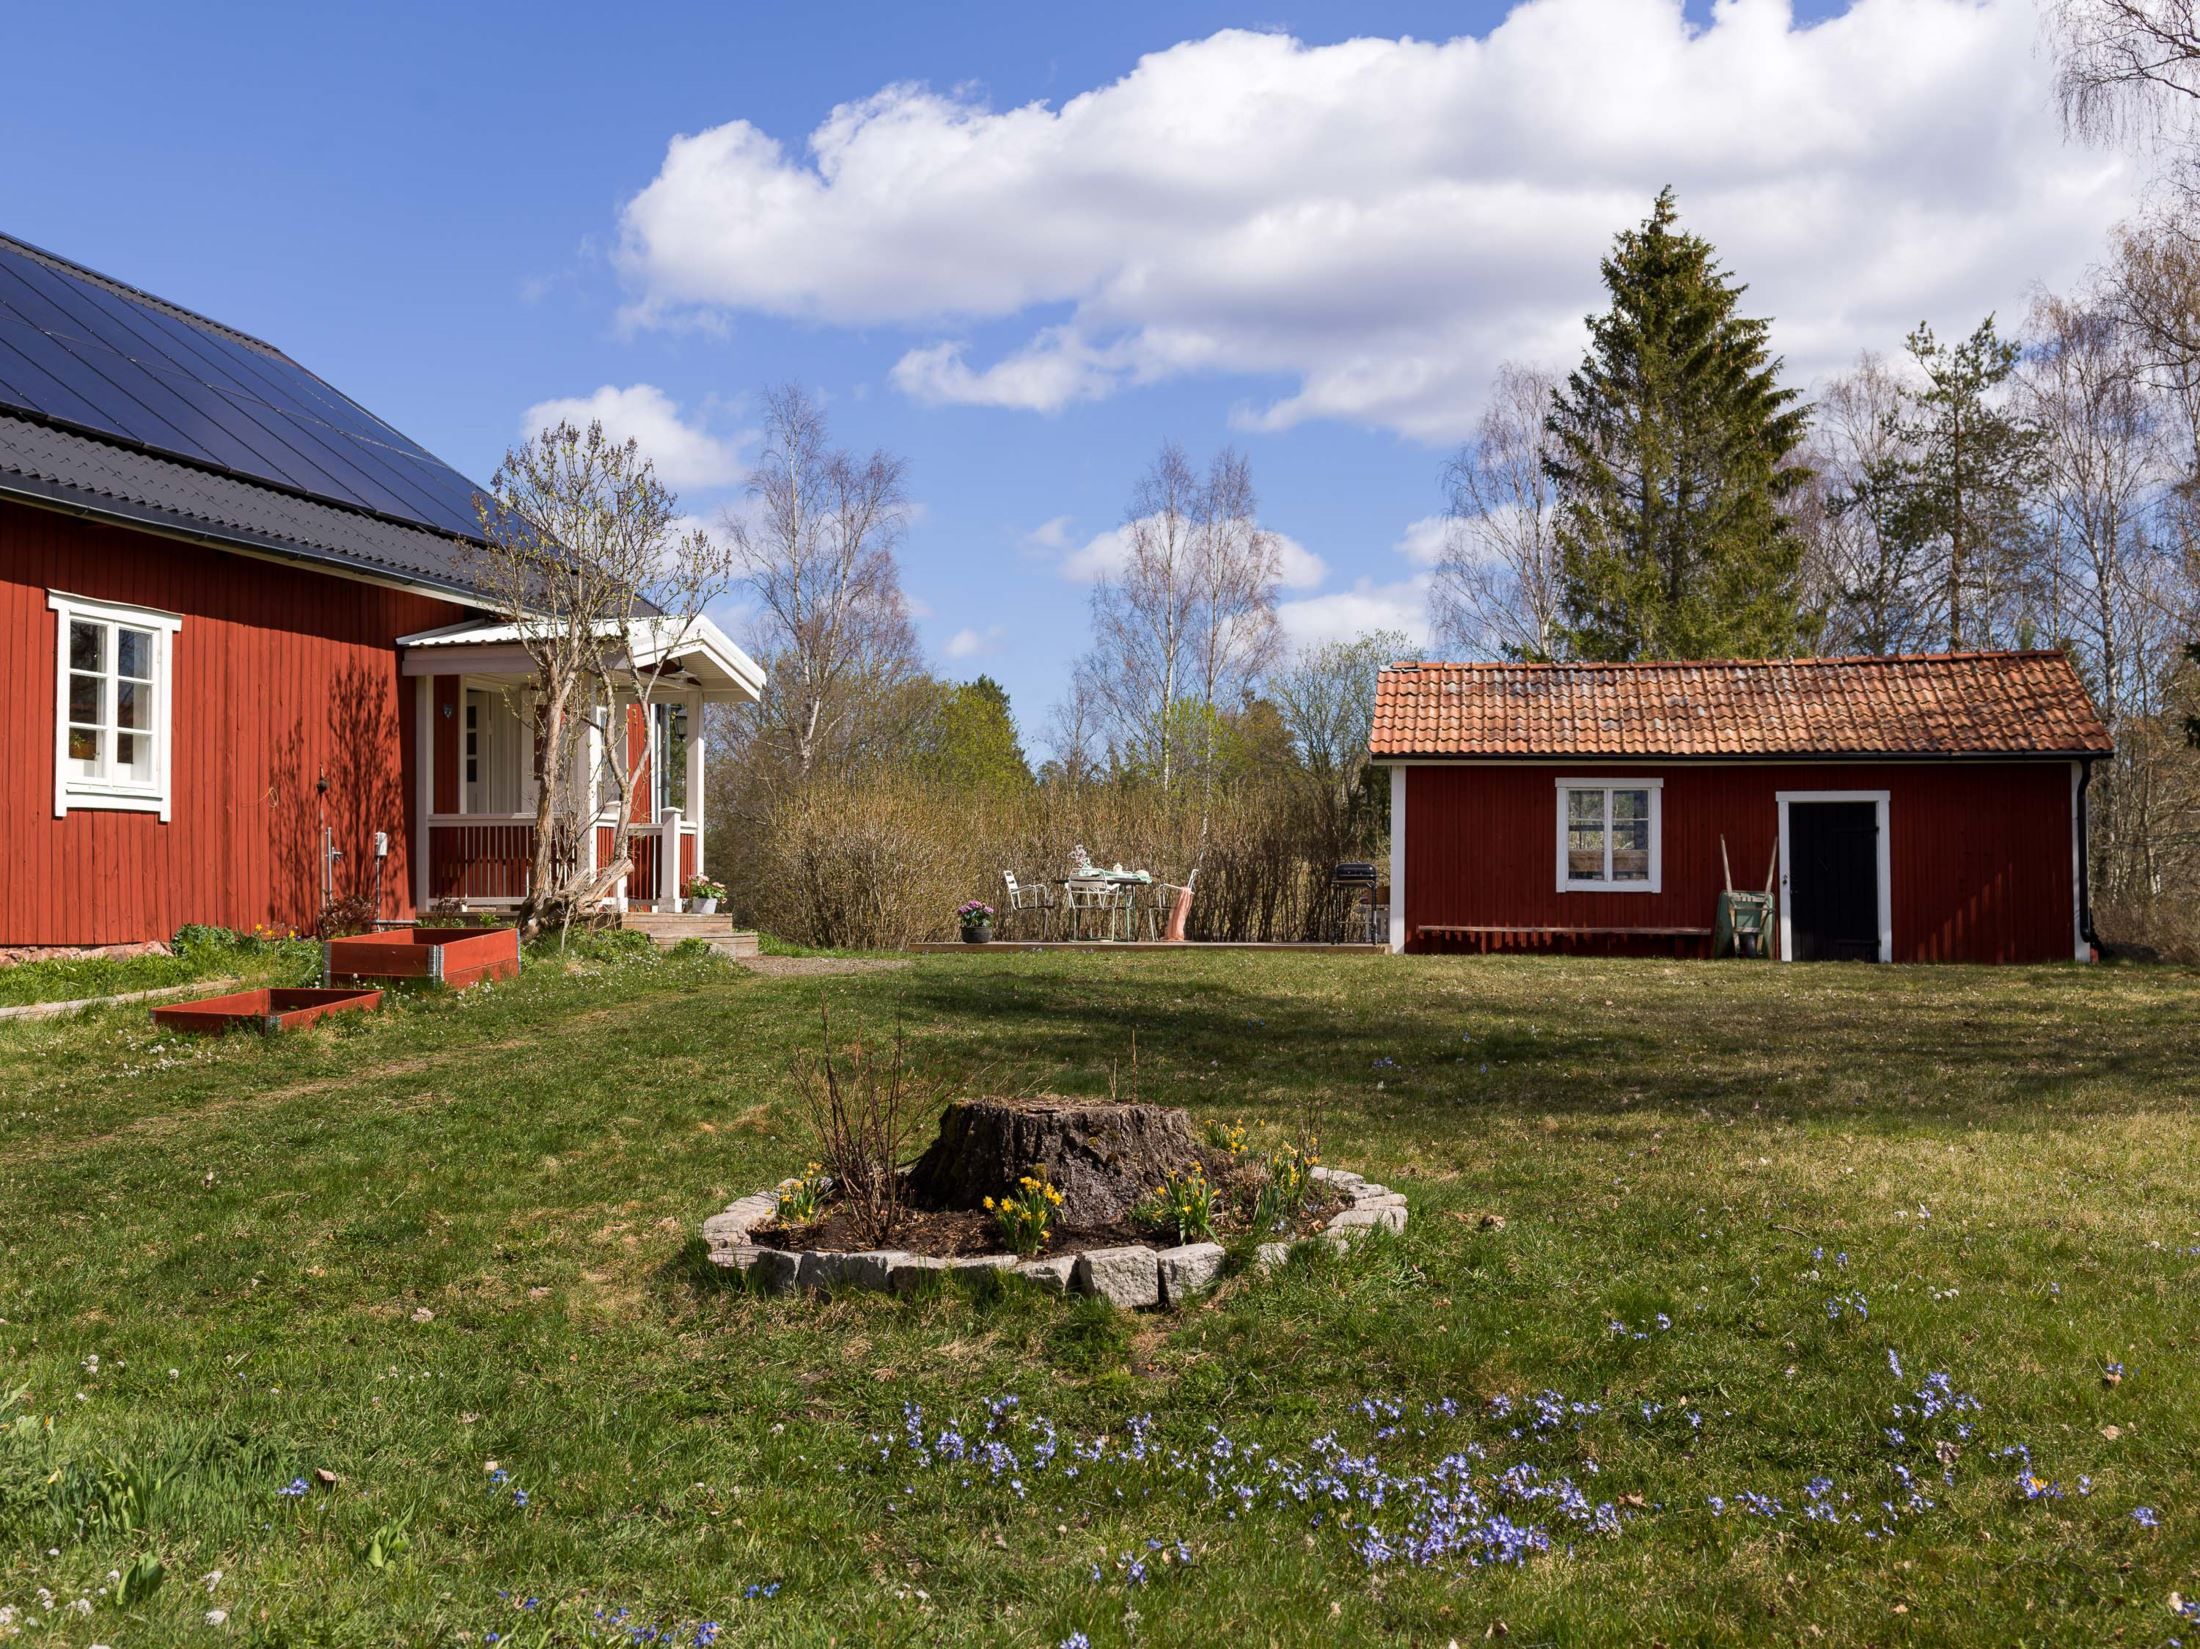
[[738, 954, 912, 978]]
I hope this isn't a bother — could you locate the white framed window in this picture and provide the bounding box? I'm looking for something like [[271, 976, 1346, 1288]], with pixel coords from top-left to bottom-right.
[[48, 591, 183, 821], [1555, 777, 1662, 892]]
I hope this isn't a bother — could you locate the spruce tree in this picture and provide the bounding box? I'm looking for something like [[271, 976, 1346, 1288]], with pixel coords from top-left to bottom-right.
[[1884, 317, 2042, 651], [1546, 189, 1811, 660]]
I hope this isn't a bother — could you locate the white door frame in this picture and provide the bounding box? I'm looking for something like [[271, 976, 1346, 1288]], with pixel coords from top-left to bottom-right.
[[1776, 790, 1892, 963]]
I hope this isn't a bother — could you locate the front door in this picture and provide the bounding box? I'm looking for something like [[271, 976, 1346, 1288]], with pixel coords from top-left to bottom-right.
[[1787, 801, 1881, 961]]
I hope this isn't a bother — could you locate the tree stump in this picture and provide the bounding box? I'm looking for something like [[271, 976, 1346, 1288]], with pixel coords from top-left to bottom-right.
[[905, 1097, 1201, 1228]]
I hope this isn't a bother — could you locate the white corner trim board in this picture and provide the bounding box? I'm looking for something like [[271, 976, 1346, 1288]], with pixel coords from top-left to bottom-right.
[[1774, 789, 1893, 963], [1388, 764, 1407, 953]]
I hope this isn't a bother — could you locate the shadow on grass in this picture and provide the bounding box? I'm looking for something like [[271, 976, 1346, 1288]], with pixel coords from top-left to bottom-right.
[[861, 953, 2200, 1135]]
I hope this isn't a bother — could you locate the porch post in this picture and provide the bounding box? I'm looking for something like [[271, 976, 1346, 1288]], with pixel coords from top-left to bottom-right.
[[660, 807, 683, 909], [413, 676, 432, 914], [685, 688, 706, 880]]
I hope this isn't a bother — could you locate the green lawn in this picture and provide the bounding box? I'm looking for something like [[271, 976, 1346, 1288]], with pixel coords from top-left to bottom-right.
[[0, 932, 314, 1010], [2, 947, 2196, 1647]]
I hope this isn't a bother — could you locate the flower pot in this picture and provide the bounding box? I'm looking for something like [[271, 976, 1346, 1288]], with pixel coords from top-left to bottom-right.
[[961, 922, 993, 945], [694, 897, 719, 915]]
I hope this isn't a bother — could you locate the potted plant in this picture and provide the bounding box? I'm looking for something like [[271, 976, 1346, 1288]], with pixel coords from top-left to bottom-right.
[[685, 875, 726, 916], [957, 899, 995, 944]]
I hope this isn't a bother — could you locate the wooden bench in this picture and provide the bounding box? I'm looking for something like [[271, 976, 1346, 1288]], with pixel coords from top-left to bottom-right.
[[1415, 924, 1714, 957]]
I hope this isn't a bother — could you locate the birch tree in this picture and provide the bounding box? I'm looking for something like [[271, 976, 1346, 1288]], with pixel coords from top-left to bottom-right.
[[1432, 362, 1565, 659], [1084, 442, 1282, 792], [730, 385, 921, 779], [469, 419, 733, 935]]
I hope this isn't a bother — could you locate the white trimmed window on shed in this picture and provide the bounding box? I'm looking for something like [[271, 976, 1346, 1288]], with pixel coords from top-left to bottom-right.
[[49, 591, 183, 821], [1555, 777, 1662, 892]]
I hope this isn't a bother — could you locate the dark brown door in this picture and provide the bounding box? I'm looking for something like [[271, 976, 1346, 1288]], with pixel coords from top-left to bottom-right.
[[1788, 801, 1881, 961]]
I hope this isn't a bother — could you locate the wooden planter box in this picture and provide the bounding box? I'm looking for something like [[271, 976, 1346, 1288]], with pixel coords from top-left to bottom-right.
[[151, 987, 383, 1036], [324, 926, 520, 990]]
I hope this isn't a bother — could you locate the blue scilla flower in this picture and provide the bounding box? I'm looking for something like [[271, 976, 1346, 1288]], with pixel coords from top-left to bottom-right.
[[1059, 1634, 1092, 1649], [2132, 1506, 2160, 1528], [276, 1477, 308, 1498], [512, 1488, 529, 1508]]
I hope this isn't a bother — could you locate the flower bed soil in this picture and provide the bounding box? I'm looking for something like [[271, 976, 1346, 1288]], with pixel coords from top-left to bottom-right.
[[750, 1154, 1347, 1262]]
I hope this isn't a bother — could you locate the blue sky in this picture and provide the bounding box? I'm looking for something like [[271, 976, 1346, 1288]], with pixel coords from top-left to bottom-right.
[[2, 0, 2131, 750]]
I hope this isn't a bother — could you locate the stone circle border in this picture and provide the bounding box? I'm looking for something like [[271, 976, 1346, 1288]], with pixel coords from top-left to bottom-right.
[[701, 1166, 1407, 1310]]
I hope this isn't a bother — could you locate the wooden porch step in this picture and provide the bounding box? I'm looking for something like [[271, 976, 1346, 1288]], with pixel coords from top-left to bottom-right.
[[618, 912, 759, 958]]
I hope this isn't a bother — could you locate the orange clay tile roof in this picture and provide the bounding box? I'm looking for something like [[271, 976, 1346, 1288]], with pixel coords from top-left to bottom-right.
[[1370, 651, 2112, 760]]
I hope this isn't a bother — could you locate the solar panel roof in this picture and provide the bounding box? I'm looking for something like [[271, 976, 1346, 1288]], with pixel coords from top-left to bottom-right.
[[0, 232, 491, 542]]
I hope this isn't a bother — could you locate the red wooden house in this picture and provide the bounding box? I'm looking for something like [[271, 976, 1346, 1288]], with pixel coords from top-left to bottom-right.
[[0, 232, 761, 948], [1373, 653, 2113, 964]]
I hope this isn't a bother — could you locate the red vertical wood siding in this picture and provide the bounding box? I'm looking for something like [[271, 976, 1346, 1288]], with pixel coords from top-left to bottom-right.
[[2, 500, 470, 944], [1402, 760, 2078, 965]]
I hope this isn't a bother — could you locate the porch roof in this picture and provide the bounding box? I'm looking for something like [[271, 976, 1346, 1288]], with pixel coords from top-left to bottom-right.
[[396, 614, 765, 702]]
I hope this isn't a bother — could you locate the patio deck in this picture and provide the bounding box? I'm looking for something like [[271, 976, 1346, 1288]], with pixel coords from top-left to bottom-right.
[[910, 941, 1385, 954]]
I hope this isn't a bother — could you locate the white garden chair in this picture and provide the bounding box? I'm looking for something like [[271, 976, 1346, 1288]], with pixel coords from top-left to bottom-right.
[[1062, 877, 1124, 942], [1001, 870, 1055, 938]]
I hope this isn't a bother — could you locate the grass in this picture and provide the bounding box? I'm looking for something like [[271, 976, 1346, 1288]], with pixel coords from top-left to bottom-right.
[[0, 931, 316, 1009], [1, 948, 2196, 1646]]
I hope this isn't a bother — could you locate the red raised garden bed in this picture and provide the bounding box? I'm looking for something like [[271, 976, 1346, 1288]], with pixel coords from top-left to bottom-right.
[[151, 987, 383, 1036], [323, 926, 520, 990]]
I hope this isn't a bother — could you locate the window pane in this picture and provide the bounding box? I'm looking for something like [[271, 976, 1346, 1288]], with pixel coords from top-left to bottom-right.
[[1612, 788, 1650, 824], [68, 726, 101, 762], [116, 730, 153, 782], [69, 620, 103, 672], [69, 673, 104, 726], [117, 680, 149, 730], [1564, 788, 1606, 880], [116, 628, 153, 681]]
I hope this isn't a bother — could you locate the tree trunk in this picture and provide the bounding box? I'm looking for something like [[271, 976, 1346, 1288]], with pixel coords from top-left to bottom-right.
[[904, 1097, 1201, 1227]]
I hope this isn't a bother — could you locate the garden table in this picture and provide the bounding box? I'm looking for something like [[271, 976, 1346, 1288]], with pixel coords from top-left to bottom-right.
[[1060, 868, 1153, 940]]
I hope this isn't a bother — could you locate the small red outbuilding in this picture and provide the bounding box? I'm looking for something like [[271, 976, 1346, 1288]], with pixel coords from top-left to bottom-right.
[[1372, 652, 2113, 964]]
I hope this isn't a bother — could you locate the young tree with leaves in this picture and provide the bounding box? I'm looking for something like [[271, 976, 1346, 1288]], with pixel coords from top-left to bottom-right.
[[1545, 189, 1812, 661]]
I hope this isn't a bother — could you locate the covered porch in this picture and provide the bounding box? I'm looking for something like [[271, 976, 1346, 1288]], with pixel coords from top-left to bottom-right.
[[397, 616, 764, 913]]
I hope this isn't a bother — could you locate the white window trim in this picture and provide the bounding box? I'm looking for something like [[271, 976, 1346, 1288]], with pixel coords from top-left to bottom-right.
[[48, 590, 183, 822], [1775, 790, 1893, 964], [1554, 776, 1663, 893]]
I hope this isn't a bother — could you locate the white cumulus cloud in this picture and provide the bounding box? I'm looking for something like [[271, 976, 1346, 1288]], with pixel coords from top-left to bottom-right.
[[521, 384, 747, 490], [944, 624, 1005, 659], [1277, 576, 1435, 650], [1395, 515, 1453, 568], [613, 0, 2135, 439], [1053, 519, 1325, 588]]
